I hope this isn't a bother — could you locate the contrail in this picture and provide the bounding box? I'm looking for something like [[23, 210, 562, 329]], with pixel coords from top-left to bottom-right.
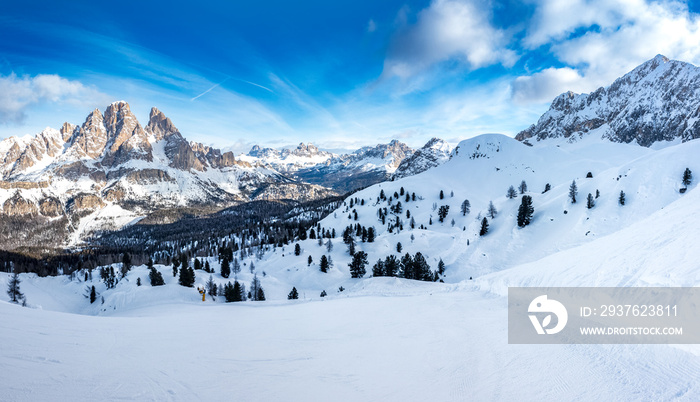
[[239, 79, 274, 93], [190, 77, 230, 101], [191, 77, 274, 101]]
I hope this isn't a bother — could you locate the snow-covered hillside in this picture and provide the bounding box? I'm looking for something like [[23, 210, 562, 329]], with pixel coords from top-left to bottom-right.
[[3, 133, 700, 400]]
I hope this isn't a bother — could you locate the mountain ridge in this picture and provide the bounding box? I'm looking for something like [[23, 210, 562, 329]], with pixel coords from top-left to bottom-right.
[[516, 55, 700, 146]]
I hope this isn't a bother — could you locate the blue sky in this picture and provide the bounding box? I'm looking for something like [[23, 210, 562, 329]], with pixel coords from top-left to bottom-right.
[[1, 0, 699, 153]]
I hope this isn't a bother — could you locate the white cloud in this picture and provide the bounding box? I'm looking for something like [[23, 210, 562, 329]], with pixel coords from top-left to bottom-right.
[[513, 0, 700, 104], [511, 67, 584, 105], [0, 73, 108, 124], [382, 0, 517, 80]]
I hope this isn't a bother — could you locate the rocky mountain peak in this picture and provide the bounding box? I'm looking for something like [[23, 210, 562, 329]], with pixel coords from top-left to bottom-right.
[[393, 138, 452, 179], [516, 55, 700, 146], [68, 108, 108, 159], [60, 122, 77, 142], [146, 107, 179, 141]]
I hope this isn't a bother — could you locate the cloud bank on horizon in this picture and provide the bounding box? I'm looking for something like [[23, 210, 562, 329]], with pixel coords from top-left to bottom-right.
[[0, 0, 698, 153]]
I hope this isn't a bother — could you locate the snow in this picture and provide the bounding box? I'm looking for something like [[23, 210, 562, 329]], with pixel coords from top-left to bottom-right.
[[3, 132, 700, 399]]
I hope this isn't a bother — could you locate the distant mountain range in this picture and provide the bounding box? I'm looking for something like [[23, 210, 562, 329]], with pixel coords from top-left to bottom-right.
[[0, 102, 452, 246]]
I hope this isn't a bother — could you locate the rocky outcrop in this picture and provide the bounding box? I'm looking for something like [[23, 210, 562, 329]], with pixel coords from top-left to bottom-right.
[[164, 133, 204, 171], [394, 138, 452, 179], [102, 101, 153, 166], [38, 196, 63, 217], [2, 192, 38, 216], [67, 193, 106, 212], [68, 109, 109, 159], [516, 55, 700, 147], [145, 107, 179, 141], [125, 169, 175, 185]]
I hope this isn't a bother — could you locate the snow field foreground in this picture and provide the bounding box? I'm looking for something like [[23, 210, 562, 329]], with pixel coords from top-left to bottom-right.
[[2, 286, 700, 401]]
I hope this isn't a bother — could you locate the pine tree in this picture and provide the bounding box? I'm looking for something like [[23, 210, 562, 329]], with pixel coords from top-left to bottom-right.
[[179, 265, 195, 287], [206, 275, 217, 299], [683, 168, 692, 187], [384, 255, 399, 277], [397, 253, 411, 279], [619, 190, 626, 206], [147, 257, 154, 270], [461, 199, 471, 216], [319, 255, 330, 273], [543, 183, 551, 193], [136, 277, 142, 286], [372, 259, 385, 277], [232, 258, 241, 275], [519, 180, 528, 194], [348, 251, 368, 278], [232, 280, 243, 302], [437, 259, 445, 276], [205, 261, 211, 273], [224, 282, 236, 302], [194, 258, 202, 271], [488, 201, 497, 219], [438, 205, 449, 222], [479, 217, 489, 236], [149, 267, 165, 286], [595, 189, 600, 199], [396, 242, 402, 253], [287, 287, 299, 300], [367, 227, 375, 242], [6, 271, 23, 303], [307, 255, 313, 266], [569, 180, 578, 203], [439, 190, 444, 199], [121, 252, 132, 278], [294, 243, 301, 256], [587, 193, 595, 209], [517, 195, 534, 227], [413, 252, 432, 281], [90, 285, 96, 304], [320, 290, 327, 297], [507, 185, 518, 199], [220, 257, 230, 278]]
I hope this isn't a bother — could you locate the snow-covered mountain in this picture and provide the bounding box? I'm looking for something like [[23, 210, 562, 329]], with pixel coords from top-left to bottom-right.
[[0, 102, 335, 245], [393, 137, 452, 179], [238, 143, 335, 172], [516, 55, 700, 146], [241, 139, 415, 192]]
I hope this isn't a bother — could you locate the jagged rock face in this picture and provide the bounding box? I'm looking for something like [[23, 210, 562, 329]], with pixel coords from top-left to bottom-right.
[[68, 109, 109, 159], [164, 133, 204, 171], [38, 197, 63, 217], [11, 128, 66, 175], [394, 138, 452, 179], [102, 101, 152, 166], [60, 122, 77, 142], [2, 192, 38, 216], [67, 193, 106, 212], [125, 169, 175, 185], [516, 55, 700, 147], [145, 107, 179, 141]]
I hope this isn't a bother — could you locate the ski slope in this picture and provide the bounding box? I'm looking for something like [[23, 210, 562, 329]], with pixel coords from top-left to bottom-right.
[[2, 134, 700, 400]]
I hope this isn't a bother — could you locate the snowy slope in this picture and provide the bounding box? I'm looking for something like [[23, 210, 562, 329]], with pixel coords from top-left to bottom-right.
[[3, 133, 700, 400]]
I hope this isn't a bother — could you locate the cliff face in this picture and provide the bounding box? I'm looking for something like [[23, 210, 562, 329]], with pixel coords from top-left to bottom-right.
[[516, 55, 700, 147]]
